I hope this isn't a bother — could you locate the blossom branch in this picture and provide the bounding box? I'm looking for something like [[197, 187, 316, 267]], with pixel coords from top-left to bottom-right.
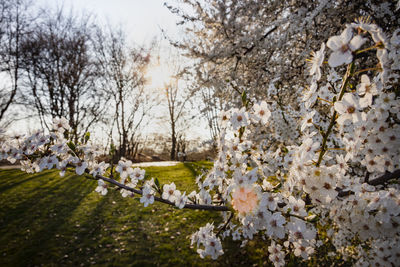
[[316, 62, 354, 167], [92, 173, 230, 212], [353, 67, 381, 76]]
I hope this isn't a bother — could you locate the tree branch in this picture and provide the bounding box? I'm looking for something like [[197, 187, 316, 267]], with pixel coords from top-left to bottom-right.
[[367, 169, 400, 186], [90, 172, 230, 212], [243, 26, 278, 56], [216, 212, 233, 237], [316, 62, 354, 167], [336, 169, 400, 197]]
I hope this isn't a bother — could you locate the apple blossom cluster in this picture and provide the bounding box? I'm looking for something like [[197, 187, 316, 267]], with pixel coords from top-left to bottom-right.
[[192, 102, 322, 264], [1, 18, 400, 266]]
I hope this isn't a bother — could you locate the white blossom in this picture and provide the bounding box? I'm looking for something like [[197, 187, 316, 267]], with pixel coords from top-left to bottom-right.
[[327, 27, 366, 67], [308, 42, 325, 80], [162, 182, 177, 202], [140, 184, 155, 207], [95, 179, 108, 195], [357, 75, 378, 108], [252, 101, 271, 124], [334, 93, 362, 125]]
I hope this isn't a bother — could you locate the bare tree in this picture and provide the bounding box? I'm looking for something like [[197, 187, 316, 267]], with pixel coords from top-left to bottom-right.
[[19, 7, 104, 142], [95, 26, 155, 159], [164, 75, 194, 160], [0, 0, 33, 127]]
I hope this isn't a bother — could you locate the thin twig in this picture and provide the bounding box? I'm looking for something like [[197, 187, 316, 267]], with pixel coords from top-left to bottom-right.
[[364, 172, 370, 183], [216, 212, 234, 237]]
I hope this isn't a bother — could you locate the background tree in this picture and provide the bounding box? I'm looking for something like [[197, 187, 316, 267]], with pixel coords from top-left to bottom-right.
[[0, 0, 32, 128], [19, 8, 104, 142], [196, 67, 230, 150], [164, 75, 194, 160], [95, 26, 155, 160]]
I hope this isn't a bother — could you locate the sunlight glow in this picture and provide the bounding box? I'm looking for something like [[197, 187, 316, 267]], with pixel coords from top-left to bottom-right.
[[146, 64, 175, 89]]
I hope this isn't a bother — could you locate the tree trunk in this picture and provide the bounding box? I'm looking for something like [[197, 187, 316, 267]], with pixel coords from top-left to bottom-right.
[[170, 123, 176, 160]]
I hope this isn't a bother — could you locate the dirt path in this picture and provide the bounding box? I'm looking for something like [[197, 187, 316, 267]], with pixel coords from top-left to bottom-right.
[[131, 161, 179, 167], [0, 165, 21, 170]]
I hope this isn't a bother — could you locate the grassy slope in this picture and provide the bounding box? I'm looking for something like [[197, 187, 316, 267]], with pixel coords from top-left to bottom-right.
[[0, 162, 267, 267]]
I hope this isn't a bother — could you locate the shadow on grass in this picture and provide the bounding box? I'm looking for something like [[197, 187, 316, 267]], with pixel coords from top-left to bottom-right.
[[0, 170, 98, 266], [0, 172, 92, 221], [0, 170, 47, 194], [183, 162, 199, 178], [183, 161, 213, 179]]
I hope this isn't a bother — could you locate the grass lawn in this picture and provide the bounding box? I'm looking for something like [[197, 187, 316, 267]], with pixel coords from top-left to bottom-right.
[[0, 162, 269, 266]]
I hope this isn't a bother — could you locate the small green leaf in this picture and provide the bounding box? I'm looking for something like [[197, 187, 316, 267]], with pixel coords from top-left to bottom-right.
[[241, 90, 247, 105], [84, 132, 90, 143], [67, 141, 76, 152]]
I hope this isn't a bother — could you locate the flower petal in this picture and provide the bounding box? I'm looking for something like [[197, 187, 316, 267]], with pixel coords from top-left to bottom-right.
[[340, 27, 353, 44], [334, 102, 346, 114], [326, 36, 342, 51], [361, 74, 370, 84], [349, 35, 366, 51], [328, 51, 352, 68]]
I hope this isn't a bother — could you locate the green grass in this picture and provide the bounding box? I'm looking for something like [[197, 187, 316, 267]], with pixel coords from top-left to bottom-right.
[[0, 162, 269, 266]]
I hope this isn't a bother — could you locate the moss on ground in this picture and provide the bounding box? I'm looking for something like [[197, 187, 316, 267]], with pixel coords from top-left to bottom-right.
[[0, 163, 270, 266]]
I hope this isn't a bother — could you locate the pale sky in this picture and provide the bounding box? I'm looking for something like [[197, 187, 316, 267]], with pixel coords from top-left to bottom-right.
[[37, 0, 180, 45]]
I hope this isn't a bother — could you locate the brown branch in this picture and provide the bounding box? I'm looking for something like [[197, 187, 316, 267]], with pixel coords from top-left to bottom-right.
[[85, 166, 396, 212], [336, 169, 400, 197], [243, 26, 278, 56], [316, 63, 354, 167], [367, 169, 400, 186], [92, 173, 229, 212], [216, 212, 233, 237], [337, 188, 352, 197], [364, 172, 370, 183]]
